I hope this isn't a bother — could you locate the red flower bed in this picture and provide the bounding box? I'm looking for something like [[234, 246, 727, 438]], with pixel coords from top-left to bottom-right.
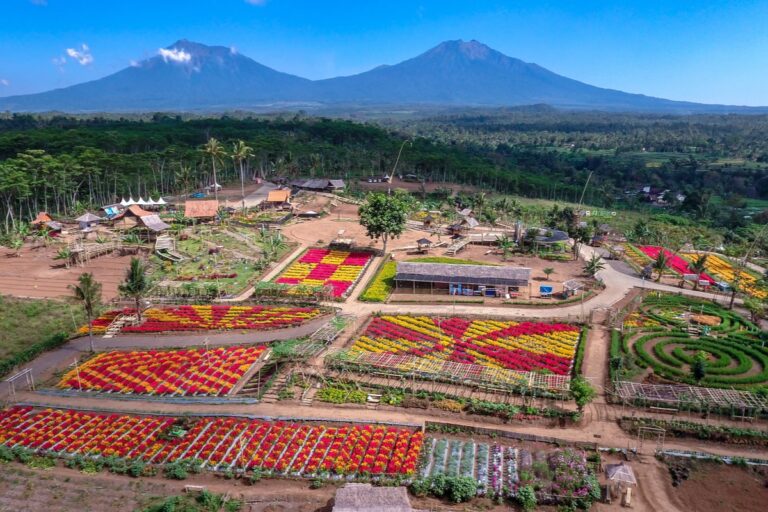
[[637, 246, 714, 283], [120, 305, 322, 333], [0, 407, 424, 477]]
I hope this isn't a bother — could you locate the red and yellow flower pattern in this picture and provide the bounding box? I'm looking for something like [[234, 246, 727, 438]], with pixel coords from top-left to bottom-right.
[[351, 316, 580, 375], [0, 406, 423, 476], [276, 248, 373, 297], [57, 345, 265, 396], [121, 305, 322, 333]]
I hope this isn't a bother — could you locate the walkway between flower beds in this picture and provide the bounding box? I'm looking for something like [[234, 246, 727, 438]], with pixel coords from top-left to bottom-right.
[[11, 391, 768, 462]]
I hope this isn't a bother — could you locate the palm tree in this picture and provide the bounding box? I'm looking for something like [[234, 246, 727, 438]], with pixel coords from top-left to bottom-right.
[[583, 254, 605, 277], [119, 257, 149, 323], [203, 138, 225, 202], [231, 140, 254, 210], [652, 251, 668, 282], [689, 254, 709, 290], [70, 273, 102, 352], [542, 267, 555, 280]]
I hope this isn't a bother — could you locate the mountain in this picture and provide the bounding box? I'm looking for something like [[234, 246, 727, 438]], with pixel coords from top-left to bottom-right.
[[1, 39, 764, 113], [0, 40, 311, 112]]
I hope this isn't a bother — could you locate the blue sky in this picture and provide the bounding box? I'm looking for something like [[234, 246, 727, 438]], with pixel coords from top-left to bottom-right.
[[1, 0, 768, 105]]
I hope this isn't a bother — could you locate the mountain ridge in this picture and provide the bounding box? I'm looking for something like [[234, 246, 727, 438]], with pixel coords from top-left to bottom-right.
[[1, 39, 765, 113]]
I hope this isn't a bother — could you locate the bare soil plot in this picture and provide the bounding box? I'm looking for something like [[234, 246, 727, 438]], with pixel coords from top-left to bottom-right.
[[0, 244, 134, 300]]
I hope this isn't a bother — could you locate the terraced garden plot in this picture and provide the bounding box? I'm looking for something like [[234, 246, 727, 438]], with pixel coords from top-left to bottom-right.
[[275, 248, 374, 298], [0, 406, 423, 477], [57, 345, 266, 396], [350, 316, 581, 375], [420, 437, 598, 503], [618, 294, 768, 390], [680, 253, 767, 299]]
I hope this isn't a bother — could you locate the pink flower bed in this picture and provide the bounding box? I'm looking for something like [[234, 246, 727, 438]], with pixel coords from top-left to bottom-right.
[[637, 246, 714, 283]]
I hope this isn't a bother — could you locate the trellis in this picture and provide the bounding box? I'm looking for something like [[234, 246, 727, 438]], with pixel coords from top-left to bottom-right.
[[613, 380, 768, 416], [326, 350, 572, 395]]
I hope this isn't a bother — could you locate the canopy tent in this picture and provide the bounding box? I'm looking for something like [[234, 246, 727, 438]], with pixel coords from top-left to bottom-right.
[[76, 212, 102, 223], [606, 463, 637, 486]]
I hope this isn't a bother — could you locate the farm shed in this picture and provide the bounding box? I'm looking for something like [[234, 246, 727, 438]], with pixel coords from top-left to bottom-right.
[[292, 178, 346, 191], [333, 483, 415, 512], [394, 261, 530, 297], [111, 205, 151, 230], [30, 212, 52, 226], [76, 212, 102, 230], [265, 189, 292, 208], [184, 200, 219, 220]]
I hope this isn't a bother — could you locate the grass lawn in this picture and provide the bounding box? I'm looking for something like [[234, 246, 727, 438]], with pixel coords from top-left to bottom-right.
[[0, 296, 84, 362]]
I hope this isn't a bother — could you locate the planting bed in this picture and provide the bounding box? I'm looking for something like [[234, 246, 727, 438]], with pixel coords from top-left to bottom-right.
[[108, 305, 323, 333], [57, 345, 266, 396], [616, 294, 768, 391], [420, 437, 598, 503], [0, 406, 423, 477], [351, 316, 580, 375], [680, 252, 766, 299], [275, 248, 373, 298], [637, 246, 714, 282]]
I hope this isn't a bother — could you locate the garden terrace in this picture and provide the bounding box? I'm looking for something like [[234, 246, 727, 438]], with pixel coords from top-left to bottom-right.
[[326, 351, 572, 395], [347, 315, 581, 377], [0, 406, 424, 478], [114, 305, 324, 333], [274, 248, 374, 299], [56, 345, 267, 396], [613, 381, 768, 415], [419, 437, 599, 505], [680, 252, 767, 299], [615, 294, 767, 391], [394, 262, 531, 297]]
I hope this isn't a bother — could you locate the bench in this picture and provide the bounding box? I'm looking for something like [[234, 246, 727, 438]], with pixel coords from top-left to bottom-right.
[[184, 485, 206, 495], [649, 406, 678, 415]]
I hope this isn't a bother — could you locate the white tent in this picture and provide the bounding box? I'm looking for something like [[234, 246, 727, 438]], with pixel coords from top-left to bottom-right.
[[156, 197, 167, 205], [120, 198, 129, 207], [137, 197, 147, 206], [126, 197, 137, 206], [145, 198, 156, 206]]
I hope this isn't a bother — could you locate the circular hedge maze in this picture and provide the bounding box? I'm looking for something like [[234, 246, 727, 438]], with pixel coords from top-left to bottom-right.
[[618, 295, 768, 390]]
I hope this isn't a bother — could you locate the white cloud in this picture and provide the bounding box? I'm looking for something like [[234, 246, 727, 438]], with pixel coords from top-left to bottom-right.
[[244, 0, 267, 5], [129, 59, 141, 67], [66, 44, 93, 65], [230, 46, 238, 55], [158, 47, 192, 63], [0, 79, 9, 87], [52, 56, 67, 69]]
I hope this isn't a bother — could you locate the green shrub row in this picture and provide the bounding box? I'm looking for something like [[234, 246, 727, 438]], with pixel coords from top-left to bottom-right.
[[0, 331, 68, 378]]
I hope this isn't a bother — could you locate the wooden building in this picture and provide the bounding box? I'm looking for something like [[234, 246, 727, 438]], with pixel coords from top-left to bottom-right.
[[394, 261, 530, 297]]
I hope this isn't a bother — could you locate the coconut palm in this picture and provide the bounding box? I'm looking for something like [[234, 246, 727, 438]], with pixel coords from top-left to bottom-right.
[[231, 140, 254, 210], [689, 254, 709, 290], [70, 272, 102, 352], [652, 251, 668, 282], [203, 138, 225, 202], [119, 257, 149, 323]]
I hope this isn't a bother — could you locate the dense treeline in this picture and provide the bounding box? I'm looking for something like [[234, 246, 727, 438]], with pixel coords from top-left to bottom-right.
[[0, 114, 591, 232], [388, 109, 768, 202]]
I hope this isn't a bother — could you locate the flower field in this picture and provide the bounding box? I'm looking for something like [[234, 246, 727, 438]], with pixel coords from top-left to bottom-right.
[[275, 248, 373, 298], [637, 246, 714, 283], [57, 345, 266, 396], [421, 437, 597, 502], [681, 253, 766, 299], [351, 316, 580, 375], [0, 406, 424, 477], [119, 305, 322, 333], [77, 309, 121, 335]]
